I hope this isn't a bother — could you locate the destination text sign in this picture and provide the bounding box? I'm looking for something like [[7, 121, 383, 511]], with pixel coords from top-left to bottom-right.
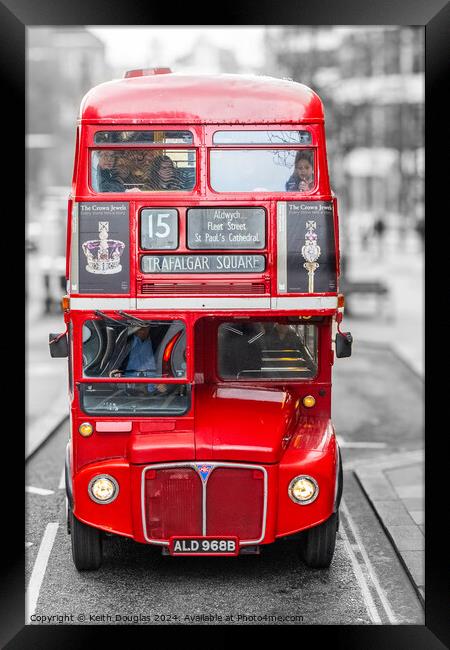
[[141, 254, 265, 274], [187, 208, 265, 249]]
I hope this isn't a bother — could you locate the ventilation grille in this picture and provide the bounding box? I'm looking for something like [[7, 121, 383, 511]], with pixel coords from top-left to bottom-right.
[[140, 282, 267, 295]]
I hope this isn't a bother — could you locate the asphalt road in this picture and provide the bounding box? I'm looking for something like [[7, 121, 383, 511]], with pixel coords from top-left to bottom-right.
[[25, 343, 424, 626]]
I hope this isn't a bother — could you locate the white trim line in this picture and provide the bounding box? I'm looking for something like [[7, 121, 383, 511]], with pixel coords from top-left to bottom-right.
[[137, 297, 270, 309], [70, 296, 337, 311], [271, 296, 337, 309], [26, 522, 59, 623], [70, 298, 137, 309]]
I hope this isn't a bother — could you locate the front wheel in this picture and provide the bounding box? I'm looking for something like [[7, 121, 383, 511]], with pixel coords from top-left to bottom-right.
[[301, 511, 338, 568], [70, 509, 103, 571]]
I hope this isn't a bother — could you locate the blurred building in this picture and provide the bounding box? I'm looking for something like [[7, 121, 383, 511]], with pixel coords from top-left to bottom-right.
[[27, 27, 109, 208], [27, 27, 109, 312], [264, 27, 424, 249]]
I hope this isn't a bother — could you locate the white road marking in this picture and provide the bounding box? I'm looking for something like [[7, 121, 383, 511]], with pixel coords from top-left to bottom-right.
[[27, 364, 55, 376], [26, 486, 55, 496], [339, 514, 382, 623], [337, 436, 387, 449], [58, 466, 65, 490], [26, 522, 59, 622], [341, 499, 397, 624]]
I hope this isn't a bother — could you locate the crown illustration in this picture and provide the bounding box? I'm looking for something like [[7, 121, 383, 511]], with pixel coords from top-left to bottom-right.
[[82, 221, 125, 275]]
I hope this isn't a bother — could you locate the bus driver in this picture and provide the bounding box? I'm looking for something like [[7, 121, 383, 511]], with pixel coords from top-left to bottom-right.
[[110, 325, 167, 394]]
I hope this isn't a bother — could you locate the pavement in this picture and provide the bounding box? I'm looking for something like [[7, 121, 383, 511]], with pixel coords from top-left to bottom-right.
[[352, 450, 424, 605], [26, 251, 67, 459], [342, 229, 424, 604]]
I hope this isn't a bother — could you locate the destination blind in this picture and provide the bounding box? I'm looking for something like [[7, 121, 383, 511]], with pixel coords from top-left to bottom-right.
[[141, 254, 265, 274], [187, 207, 265, 249]]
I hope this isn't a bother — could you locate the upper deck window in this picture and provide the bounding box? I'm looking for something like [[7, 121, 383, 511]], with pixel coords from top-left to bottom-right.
[[94, 130, 193, 145], [210, 148, 315, 193], [213, 130, 312, 145], [91, 149, 196, 193]]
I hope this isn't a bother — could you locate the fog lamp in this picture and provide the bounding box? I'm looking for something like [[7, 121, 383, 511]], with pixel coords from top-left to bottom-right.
[[88, 475, 119, 504], [79, 422, 93, 437], [288, 475, 318, 505], [302, 395, 316, 408]]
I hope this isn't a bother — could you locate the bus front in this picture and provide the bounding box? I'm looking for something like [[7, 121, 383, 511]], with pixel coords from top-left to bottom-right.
[[50, 72, 351, 570]]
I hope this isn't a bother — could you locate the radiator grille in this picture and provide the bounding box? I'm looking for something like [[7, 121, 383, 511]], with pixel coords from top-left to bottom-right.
[[206, 467, 264, 540], [144, 468, 202, 540], [143, 464, 266, 544]]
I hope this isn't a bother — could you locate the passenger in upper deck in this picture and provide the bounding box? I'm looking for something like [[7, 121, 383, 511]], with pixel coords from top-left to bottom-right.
[[146, 154, 192, 191], [285, 151, 315, 192], [96, 151, 126, 192]]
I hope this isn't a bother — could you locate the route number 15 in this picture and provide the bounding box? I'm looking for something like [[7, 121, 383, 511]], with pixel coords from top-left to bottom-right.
[[141, 209, 178, 250]]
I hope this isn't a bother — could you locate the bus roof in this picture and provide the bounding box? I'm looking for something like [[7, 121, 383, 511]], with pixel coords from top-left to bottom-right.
[[79, 73, 324, 125]]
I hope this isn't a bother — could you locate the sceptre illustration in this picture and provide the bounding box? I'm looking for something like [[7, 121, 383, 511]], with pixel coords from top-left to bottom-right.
[[301, 220, 321, 293]]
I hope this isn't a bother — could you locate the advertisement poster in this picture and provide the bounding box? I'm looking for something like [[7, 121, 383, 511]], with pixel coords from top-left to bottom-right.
[[78, 202, 130, 294], [284, 201, 337, 293]]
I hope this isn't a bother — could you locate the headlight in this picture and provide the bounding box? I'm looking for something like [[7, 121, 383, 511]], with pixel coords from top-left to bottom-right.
[[288, 475, 319, 505], [88, 475, 119, 504]]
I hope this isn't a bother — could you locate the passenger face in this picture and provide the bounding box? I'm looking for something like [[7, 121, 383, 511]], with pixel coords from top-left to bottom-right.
[[295, 159, 313, 182], [98, 151, 115, 170], [158, 160, 175, 181]]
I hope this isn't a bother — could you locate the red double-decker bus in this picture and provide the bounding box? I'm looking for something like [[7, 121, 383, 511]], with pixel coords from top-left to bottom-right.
[[50, 69, 352, 570]]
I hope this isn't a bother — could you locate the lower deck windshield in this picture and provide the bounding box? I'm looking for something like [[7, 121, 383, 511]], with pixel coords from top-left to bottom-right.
[[218, 321, 318, 380], [79, 318, 189, 415], [80, 383, 190, 416], [76, 317, 320, 417]]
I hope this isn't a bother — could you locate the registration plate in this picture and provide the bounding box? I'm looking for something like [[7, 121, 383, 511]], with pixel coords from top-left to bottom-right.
[[169, 536, 239, 556]]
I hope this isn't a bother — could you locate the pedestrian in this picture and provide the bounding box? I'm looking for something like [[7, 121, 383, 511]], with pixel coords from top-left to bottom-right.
[[415, 217, 425, 251], [373, 216, 386, 259]]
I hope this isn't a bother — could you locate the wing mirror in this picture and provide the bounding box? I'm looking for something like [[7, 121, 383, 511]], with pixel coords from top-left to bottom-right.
[[49, 332, 68, 358], [335, 331, 353, 358]]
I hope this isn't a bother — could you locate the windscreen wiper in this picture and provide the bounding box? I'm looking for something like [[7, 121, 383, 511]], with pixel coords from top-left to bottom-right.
[[94, 310, 124, 326], [116, 311, 169, 327], [116, 311, 148, 326]]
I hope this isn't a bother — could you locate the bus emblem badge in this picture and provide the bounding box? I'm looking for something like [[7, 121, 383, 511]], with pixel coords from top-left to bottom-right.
[[195, 464, 214, 482]]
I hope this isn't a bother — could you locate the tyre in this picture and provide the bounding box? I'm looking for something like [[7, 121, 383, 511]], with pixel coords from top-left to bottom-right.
[[70, 509, 103, 571], [301, 511, 338, 568]]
